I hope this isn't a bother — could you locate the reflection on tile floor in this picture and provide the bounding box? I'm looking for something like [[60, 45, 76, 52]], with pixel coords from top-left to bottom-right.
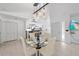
[[0, 40, 25, 56], [54, 41, 79, 56], [0, 40, 79, 56]]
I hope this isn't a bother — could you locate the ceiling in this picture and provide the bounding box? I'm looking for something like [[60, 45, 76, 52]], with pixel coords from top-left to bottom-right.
[[0, 3, 34, 18]]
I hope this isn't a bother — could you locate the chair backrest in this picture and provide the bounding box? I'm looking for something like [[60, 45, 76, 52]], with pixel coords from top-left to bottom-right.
[[20, 37, 36, 56], [20, 37, 27, 55]]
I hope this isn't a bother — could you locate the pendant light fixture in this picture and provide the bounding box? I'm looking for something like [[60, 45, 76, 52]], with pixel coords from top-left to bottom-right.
[[32, 3, 48, 20]]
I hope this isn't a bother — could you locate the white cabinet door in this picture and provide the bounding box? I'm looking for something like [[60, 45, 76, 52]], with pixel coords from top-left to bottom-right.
[[2, 21, 18, 42]]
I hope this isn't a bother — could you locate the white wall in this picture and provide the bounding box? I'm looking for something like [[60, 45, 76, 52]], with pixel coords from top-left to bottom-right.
[[0, 13, 26, 42], [48, 3, 79, 43]]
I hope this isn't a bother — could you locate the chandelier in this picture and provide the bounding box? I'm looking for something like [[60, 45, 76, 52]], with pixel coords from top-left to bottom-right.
[[33, 3, 48, 20], [25, 3, 49, 56]]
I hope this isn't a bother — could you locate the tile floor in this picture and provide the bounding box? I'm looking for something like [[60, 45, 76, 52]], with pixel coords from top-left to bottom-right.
[[0, 40, 25, 56], [54, 41, 79, 56], [0, 40, 79, 56]]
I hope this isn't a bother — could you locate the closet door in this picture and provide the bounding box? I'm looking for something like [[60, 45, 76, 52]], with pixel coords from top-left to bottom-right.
[[2, 21, 18, 42], [0, 20, 1, 42], [6, 22, 18, 41]]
